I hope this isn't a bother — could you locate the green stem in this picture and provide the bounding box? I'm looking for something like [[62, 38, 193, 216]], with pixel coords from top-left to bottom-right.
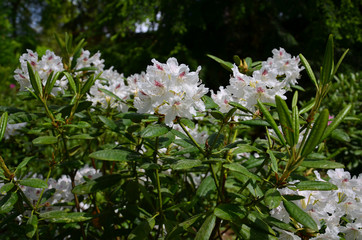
[[177, 119, 205, 156], [35, 167, 52, 210]]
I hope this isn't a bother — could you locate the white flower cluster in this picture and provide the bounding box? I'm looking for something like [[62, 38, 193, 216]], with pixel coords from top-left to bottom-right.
[[212, 48, 304, 117], [133, 58, 209, 126], [87, 67, 130, 112], [14, 50, 66, 95], [0, 165, 101, 212], [75, 49, 105, 76], [271, 169, 362, 240]]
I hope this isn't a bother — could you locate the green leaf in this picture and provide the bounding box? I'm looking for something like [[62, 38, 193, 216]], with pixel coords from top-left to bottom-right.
[[292, 106, 300, 145], [265, 216, 296, 233], [258, 100, 286, 146], [98, 115, 117, 130], [179, 118, 195, 129], [210, 110, 224, 120], [330, 129, 350, 142], [0, 183, 14, 194], [141, 125, 169, 138], [166, 214, 203, 240], [301, 160, 344, 169], [301, 109, 329, 157], [214, 204, 246, 222], [299, 100, 315, 115], [333, 49, 349, 76], [241, 119, 271, 127], [27, 62, 42, 97], [45, 71, 63, 95], [224, 163, 262, 181], [195, 214, 216, 240], [81, 72, 102, 95], [32, 136, 58, 145], [196, 176, 216, 197], [99, 88, 126, 103], [295, 181, 338, 191], [292, 91, 298, 108], [63, 72, 78, 93], [26, 214, 38, 238], [0, 192, 18, 213], [320, 34, 334, 85], [282, 199, 318, 231], [321, 104, 352, 141], [202, 95, 218, 109], [171, 159, 202, 170], [39, 211, 93, 223], [207, 54, 233, 72], [89, 149, 140, 161], [19, 178, 48, 189], [264, 189, 282, 209], [275, 96, 294, 146], [128, 217, 156, 240], [299, 54, 318, 87], [229, 102, 253, 113], [15, 157, 34, 173], [0, 112, 8, 142], [267, 149, 278, 174]]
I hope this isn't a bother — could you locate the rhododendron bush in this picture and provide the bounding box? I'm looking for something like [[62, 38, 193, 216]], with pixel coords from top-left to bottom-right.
[[0, 34, 359, 240]]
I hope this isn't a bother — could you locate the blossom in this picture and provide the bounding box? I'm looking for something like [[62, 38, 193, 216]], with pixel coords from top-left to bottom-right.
[[4, 122, 27, 140], [133, 58, 208, 126], [14, 50, 66, 95]]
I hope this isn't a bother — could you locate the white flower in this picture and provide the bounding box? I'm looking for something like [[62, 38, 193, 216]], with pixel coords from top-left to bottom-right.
[[4, 122, 27, 140], [133, 57, 208, 126]]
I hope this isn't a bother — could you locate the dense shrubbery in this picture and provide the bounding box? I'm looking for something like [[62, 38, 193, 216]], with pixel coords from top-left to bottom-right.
[[0, 34, 361, 239]]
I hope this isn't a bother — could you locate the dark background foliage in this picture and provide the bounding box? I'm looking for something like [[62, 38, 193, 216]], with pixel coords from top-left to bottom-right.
[[1, 0, 361, 90]]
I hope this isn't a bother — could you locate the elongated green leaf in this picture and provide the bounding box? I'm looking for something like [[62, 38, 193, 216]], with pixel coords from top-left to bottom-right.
[[330, 129, 350, 142], [141, 125, 169, 138], [301, 160, 344, 169], [292, 91, 298, 108], [171, 159, 202, 170], [19, 178, 48, 189], [195, 214, 216, 240], [275, 96, 294, 146], [26, 214, 38, 238], [39, 211, 93, 223], [81, 71, 102, 95], [0, 183, 14, 194], [98, 115, 117, 130], [15, 157, 34, 173], [321, 104, 352, 141], [333, 49, 349, 76], [166, 214, 203, 240], [0, 192, 18, 214], [224, 163, 262, 181], [229, 102, 253, 113], [258, 100, 286, 146], [299, 100, 315, 115], [196, 176, 216, 197], [27, 62, 42, 96], [32, 136, 58, 145], [210, 110, 224, 120], [207, 54, 233, 72], [99, 88, 126, 103], [265, 189, 282, 209], [301, 109, 329, 157], [292, 106, 300, 145], [295, 181, 337, 191], [214, 204, 246, 222], [267, 149, 278, 173], [265, 216, 296, 233], [299, 54, 318, 87], [241, 119, 271, 127], [320, 34, 334, 85], [128, 217, 156, 240], [0, 112, 8, 142], [45, 71, 63, 95], [89, 149, 140, 161], [282, 199, 318, 231], [202, 95, 218, 109], [63, 72, 77, 93]]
